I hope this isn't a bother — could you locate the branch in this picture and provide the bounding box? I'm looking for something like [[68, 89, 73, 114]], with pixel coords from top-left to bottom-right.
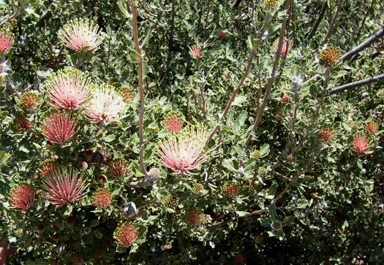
[[206, 208, 267, 229], [320, 2, 341, 47], [0, 0, 26, 28], [327, 74, 384, 95], [306, 1, 328, 41]]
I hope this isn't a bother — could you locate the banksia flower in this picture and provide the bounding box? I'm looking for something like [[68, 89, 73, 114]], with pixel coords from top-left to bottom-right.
[[14, 115, 33, 131], [157, 126, 210, 175], [258, 167, 267, 176], [264, 0, 278, 9], [223, 182, 240, 197], [41, 111, 79, 144], [319, 47, 340, 67], [45, 68, 91, 110], [280, 93, 291, 104], [190, 46, 201, 59], [273, 39, 292, 55], [254, 235, 264, 243], [234, 254, 245, 264], [85, 84, 125, 124], [193, 183, 204, 193], [148, 168, 161, 179], [9, 183, 36, 211], [218, 30, 227, 39], [19, 91, 39, 110], [92, 188, 112, 208], [365, 122, 378, 134], [317, 127, 333, 142], [113, 222, 139, 247], [0, 31, 13, 55], [352, 135, 370, 153], [271, 220, 282, 231], [108, 158, 128, 178], [253, 150, 261, 159], [119, 87, 134, 102], [43, 167, 88, 206], [93, 245, 107, 259], [184, 209, 203, 226], [59, 18, 104, 52], [165, 194, 179, 209], [70, 254, 84, 265], [39, 160, 58, 178], [163, 112, 183, 132]]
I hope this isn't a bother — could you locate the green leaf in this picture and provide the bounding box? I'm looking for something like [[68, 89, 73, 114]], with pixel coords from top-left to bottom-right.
[[104, 134, 115, 143], [260, 217, 272, 227], [236, 211, 248, 217], [232, 95, 247, 106], [260, 144, 270, 157], [222, 161, 237, 172], [282, 216, 294, 226], [269, 182, 278, 194], [269, 204, 277, 220], [141, 25, 152, 47], [118, 0, 131, 19]]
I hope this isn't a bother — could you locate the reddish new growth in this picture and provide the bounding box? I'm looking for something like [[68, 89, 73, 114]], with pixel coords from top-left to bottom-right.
[[190, 47, 201, 58], [184, 209, 203, 226], [43, 167, 88, 206], [9, 183, 36, 211], [38, 160, 57, 178], [0, 31, 13, 54], [161, 245, 172, 251], [41, 111, 79, 144], [14, 115, 33, 131], [365, 122, 378, 134], [352, 135, 370, 153], [273, 39, 292, 55], [108, 158, 128, 178], [218, 30, 227, 39], [223, 182, 240, 197], [280, 93, 291, 104], [113, 222, 138, 247], [317, 127, 333, 142], [92, 188, 112, 208], [163, 112, 183, 132]]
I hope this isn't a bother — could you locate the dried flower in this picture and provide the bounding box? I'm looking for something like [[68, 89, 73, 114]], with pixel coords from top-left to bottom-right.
[[108, 158, 128, 178], [223, 182, 240, 197], [148, 168, 161, 179], [163, 112, 183, 132], [123, 202, 137, 218], [317, 127, 333, 142], [85, 84, 125, 124], [41, 111, 79, 144], [157, 126, 210, 175], [92, 188, 112, 208], [70, 254, 84, 265], [14, 115, 33, 131], [19, 92, 39, 110], [365, 122, 378, 134], [37, 223, 46, 233], [119, 86, 134, 102], [190, 46, 201, 59], [0, 31, 13, 55], [9, 183, 36, 211], [66, 216, 76, 225], [96, 174, 108, 184], [320, 47, 340, 67], [113, 222, 138, 247], [352, 135, 370, 153], [184, 209, 204, 226], [273, 39, 292, 55], [93, 245, 107, 259], [271, 220, 282, 231], [70, 151, 78, 161], [45, 68, 91, 110], [43, 167, 88, 206], [59, 18, 104, 52], [51, 233, 60, 242]]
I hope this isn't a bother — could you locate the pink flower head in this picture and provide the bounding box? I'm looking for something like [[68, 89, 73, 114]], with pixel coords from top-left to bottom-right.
[[0, 31, 13, 55], [41, 111, 79, 144], [45, 68, 91, 110], [184, 209, 203, 226], [190, 46, 201, 59], [113, 222, 138, 247], [280, 92, 291, 104], [157, 127, 210, 175], [59, 18, 104, 52], [352, 135, 370, 153], [108, 158, 128, 178], [9, 183, 36, 211], [223, 182, 240, 197], [273, 39, 292, 55], [85, 84, 126, 124], [92, 188, 112, 208], [163, 112, 183, 132], [43, 167, 88, 206], [14, 115, 33, 131], [365, 122, 378, 134], [218, 30, 227, 39], [38, 160, 57, 178]]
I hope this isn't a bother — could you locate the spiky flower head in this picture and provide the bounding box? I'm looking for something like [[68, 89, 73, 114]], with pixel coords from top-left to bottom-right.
[[165, 194, 179, 209], [14, 115, 33, 131], [189, 46, 201, 59], [38, 160, 58, 178], [273, 39, 292, 55], [9, 183, 36, 211], [253, 150, 261, 159], [320, 47, 340, 67], [43, 167, 88, 206], [92, 188, 112, 208], [93, 245, 107, 259], [163, 112, 183, 132], [258, 167, 267, 176], [59, 18, 104, 52], [317, 127, 333, 142], [0, 30, 13, 55], [271, 220, 282, 231], [19, 91, 39, 110], [45, 68, 91, 110], [119, 86, 134, 102], [193, 183, 204, 193], [352, 135, 370, 153], [365, 122, 378, 134], [113, 222, 139, 248], [184, 209, 204, 226], [41, 111, 79, 144], [223, 182, 240, 197], [157, 126, 210, 175], [264, 0, 278, 9], [108, 158, 128, 178], [85, 84, 126, 124]]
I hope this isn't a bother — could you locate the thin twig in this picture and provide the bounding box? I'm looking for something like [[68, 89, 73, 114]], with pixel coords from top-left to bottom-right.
[[306, 2, 328, 41], [320, 2, 341, 47]]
